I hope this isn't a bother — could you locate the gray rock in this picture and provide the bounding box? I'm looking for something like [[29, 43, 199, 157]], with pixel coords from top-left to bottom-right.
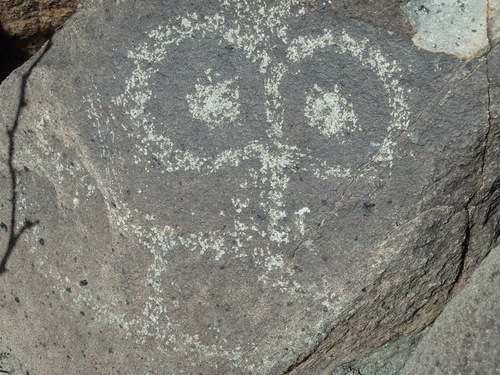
[[0, 1, 498, 374], [401, 245, 500, 375], [328, 328, 429, 375], [403, 0, 490, 57]]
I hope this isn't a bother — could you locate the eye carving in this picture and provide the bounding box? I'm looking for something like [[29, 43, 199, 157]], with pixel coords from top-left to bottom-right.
[[186, 77, 241, 128], [304, 84, 358, 141]]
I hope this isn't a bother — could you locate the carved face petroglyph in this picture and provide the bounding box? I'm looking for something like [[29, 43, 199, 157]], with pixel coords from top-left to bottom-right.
[[75, 0, 411, 366]]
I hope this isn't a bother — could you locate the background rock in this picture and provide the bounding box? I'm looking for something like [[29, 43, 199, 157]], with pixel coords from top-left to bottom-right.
[[400, 245, 500, 375], [403, 0, 490, 58], [0, 0, 81, 81], [0, 0, 498, 374]]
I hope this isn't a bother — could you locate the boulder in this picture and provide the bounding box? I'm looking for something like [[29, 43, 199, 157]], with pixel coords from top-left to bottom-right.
[[0, 1, 498, 373]]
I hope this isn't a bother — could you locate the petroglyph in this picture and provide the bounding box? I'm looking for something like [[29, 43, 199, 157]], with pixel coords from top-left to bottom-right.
[[17, 0, 412, 370], [304, 84, 358, 140], [186, 77, 241, 127]]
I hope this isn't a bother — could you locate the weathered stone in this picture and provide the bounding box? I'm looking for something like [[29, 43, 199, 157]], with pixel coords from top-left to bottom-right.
[[403, 0, 490, 58], [0, 1, 498, 374], [400, 245, 500, 375]]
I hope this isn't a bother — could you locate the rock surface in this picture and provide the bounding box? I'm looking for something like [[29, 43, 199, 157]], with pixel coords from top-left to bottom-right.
[[403, 0, 490, 58], [401, 245, 500, 375], [0, 0, 498, 374]]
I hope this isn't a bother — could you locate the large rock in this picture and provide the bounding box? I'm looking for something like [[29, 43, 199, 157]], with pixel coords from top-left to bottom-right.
[[0, 1, 498, 374]]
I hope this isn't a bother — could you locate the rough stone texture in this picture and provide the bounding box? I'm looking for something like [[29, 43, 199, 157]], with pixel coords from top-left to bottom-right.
[[0, 1, 498, 374], [403, 0, 490, 58], [400, 245, 500, 375], [322, 0, 414, 38], [329, 328, 429, 375], [0, 0, 81, 81]]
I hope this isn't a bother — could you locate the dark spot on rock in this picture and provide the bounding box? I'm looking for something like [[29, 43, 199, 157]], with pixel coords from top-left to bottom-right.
[[489, 270, 500, 281], [418, 5, 429, 14], [363, 202, 376, 213], [321, 199, 327, 205], [256, 213, 267, 221], [61, 152, 67, 158], [387, 199, 393, 204], [39, 238, 45, 245], [362, 287, 367, 292], [108, 347, 113, 353], [24, 166, 30, 172], [0, 222, 7, 231], [203, 232, 209, 238], [287, 301, 293, 307], [66, 287, 72, 293], [322, 306, 328, 312], [219, 265, 225, 270], [293, 265, 303, 273], [80, 311, 85, 316], [152, 156, 161, 165], [354, 236, 358, 241], [79, 280, 88, 286], [224, 304, 231, 312], [15, 297, 20, 303]]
